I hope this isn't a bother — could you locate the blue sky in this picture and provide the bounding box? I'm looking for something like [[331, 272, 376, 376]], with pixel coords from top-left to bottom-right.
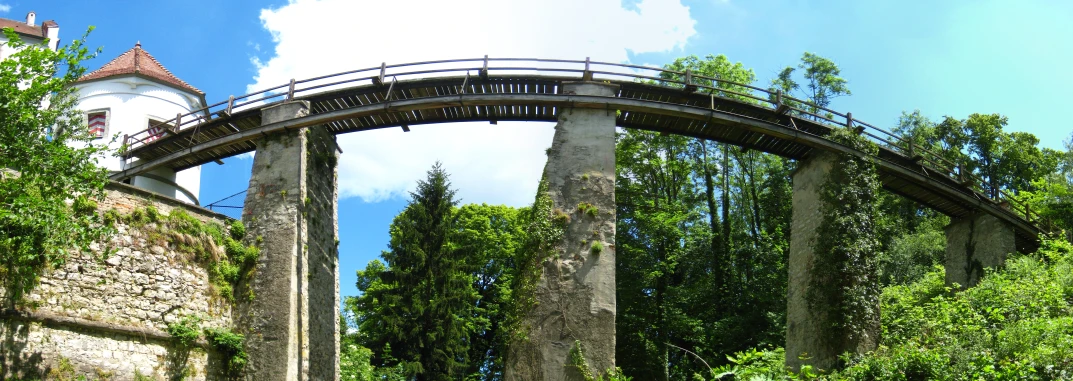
[[9, 0, 1072, 300]]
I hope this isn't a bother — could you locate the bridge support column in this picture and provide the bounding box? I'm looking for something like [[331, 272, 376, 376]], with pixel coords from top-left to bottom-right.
[[238, 101, 340, 381], [786, 151, 879, 372], [944, 212, 1015, 289], [507, 82, 619, 381]]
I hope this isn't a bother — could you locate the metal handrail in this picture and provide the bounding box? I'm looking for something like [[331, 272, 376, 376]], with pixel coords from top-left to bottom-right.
[[117, 56, 1049, 231]]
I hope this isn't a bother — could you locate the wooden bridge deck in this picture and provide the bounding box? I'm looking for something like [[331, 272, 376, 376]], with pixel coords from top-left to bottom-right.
[[111, 65, 1043, 251]]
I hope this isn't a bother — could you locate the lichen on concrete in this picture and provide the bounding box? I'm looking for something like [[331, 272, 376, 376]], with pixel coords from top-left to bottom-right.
[[506, 82, 618, 381]]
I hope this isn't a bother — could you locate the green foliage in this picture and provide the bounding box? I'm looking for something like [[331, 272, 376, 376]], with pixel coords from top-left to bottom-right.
[[508, 175, 566, 343], [577, 202, 599, 217], [709, 347, 792, 380], [145, 205, 162, 223], [708, 240, 1073, 380], [127, 208, 146, 226], [570, 341, 632, 381], [659, 54, 759, 105], [809, 126, 882, 359], [348, 162, 479, 380], [204, 327, 248, 375], [102, 209, 121, 228], [0, 27, 111, 306], [876, 216, 947, 286], [591, 240, 604, 255], [72, 196, 98, 217], [107, 206, 257, 303], [345, 168, 529, 380], [229, 220, 246, 240], [770, 52, 850, 116], [165, 315, 203, 348]]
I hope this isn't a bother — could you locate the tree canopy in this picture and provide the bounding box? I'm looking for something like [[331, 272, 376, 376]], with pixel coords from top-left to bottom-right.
[[0, 27, 110, 306]]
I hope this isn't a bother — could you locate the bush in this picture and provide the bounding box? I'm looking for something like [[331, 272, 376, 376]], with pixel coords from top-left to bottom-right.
[[709, 239, 1073, 380], [165, 315, 203, 347], [229, 220, 246, 240], [204, 327, 248, 374]]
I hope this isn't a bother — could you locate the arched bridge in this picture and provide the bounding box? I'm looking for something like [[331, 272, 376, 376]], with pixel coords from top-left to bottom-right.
[[105, 57, 1058, 377], [110, 57, 1043, 249]]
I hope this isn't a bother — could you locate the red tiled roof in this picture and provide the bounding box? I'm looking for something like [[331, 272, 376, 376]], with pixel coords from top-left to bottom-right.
[[77, 42, 203, 95], [0, 17, 55, 38]]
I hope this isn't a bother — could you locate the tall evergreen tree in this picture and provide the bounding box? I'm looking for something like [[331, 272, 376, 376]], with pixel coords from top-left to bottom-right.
[[352, 163, 477, 381]]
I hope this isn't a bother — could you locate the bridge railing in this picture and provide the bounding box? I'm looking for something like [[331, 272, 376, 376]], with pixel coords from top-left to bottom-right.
[[119, 57, 1046, 231]]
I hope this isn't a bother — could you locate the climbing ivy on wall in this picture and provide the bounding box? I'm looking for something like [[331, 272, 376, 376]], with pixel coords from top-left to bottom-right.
[[808, 126, 883, 358], [111, 206, 257, 374], [505, 175, 566, 343], [107, 206, 260, 303]]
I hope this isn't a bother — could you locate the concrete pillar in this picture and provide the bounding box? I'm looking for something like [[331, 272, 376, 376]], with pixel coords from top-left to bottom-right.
[[944, 212, 1015, 288], [506, 82, 618, 381], [785, 151, 879, 371], [238, 101, 340, 381]]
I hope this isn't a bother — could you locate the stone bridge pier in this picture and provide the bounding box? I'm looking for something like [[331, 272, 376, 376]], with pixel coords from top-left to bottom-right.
[[944, 212, 1015, 289], [506, 82, 619, 380], [786, 151, 1020, 371], [238, 101, 340, 381]]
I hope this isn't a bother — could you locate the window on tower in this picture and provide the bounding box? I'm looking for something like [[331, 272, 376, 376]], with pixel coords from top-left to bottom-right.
[[145, 117, 175, 143], [86, 110, 108, 139]]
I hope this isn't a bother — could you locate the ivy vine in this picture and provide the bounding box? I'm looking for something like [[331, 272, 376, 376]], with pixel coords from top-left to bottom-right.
[[505, 175, 567, 342], [807, 126, 882, 360]]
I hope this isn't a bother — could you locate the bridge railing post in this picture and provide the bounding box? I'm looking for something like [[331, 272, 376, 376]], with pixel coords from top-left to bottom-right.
[[379, 62, 387, 85], [287, 78, 296, 100], [583, 56, 593, 81], [684, 69, 696, 92], [480, 55, 489, 80]]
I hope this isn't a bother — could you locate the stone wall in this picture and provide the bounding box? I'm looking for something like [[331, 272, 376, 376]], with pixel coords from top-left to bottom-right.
[[1, 182, 234, 380]]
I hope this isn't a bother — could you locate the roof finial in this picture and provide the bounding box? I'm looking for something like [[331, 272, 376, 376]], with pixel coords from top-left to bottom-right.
[[135, 41, 141, 48]]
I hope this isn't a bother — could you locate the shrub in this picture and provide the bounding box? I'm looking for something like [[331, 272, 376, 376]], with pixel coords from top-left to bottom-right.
[[205, 327, 248, 374], [229, 220, 246, 240], [165, 315, 203, 347]]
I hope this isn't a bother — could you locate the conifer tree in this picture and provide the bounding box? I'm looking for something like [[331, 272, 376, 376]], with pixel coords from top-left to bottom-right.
[[354, 162, 477, 381]]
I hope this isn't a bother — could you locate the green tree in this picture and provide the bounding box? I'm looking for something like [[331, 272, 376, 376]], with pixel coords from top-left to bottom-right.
[[350, 163, 477, 381], [0, 27, 110, 305], [771, 52, 850, 118], [453, 203, 527, 380]]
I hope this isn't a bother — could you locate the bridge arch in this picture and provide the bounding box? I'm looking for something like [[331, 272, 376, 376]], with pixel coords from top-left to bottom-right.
[[109, 58, 1044, 378]]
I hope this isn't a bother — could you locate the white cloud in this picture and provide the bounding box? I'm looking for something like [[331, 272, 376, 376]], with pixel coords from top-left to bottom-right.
[[249, 0, 696, 206], [0, 4, 11, 13]]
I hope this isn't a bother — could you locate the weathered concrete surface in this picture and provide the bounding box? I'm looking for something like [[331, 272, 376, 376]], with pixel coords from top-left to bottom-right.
[[238, 101, 340, 381], [506, 82, 618, 381], [944, 212, 1015, 289], [785, 151, 879, 372]]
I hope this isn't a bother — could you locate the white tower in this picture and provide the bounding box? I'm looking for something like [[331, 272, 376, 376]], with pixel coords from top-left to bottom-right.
[[73, 42, 208, 205]]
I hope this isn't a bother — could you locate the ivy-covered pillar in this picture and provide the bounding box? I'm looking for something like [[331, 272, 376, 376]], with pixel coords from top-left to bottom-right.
[[944, 212, 1016, 288], [786, 143, 881, 372], [506, 82, 618, 381], [238, 100, 340, 380]]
